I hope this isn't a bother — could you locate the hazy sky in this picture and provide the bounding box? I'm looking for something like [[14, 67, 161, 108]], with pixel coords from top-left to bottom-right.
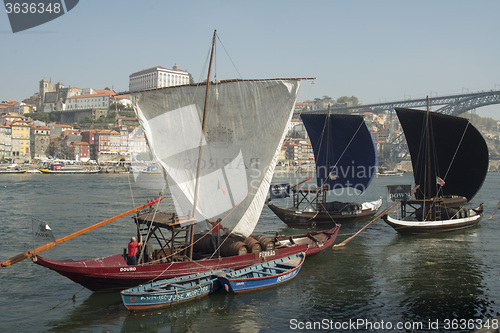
[[2, 0, 500, 119]]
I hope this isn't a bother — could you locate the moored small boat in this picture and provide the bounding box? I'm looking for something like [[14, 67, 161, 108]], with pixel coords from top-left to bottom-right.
[[0, 169, 26, 174], [38, 167, 101, 174], [218, 252, 305, 293], [121, 269, 231, 311], [268, 197, 382, 226], [383, 202, 484, 235]]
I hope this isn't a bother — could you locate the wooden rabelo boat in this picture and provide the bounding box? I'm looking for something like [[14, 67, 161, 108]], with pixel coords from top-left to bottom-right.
[[267, 113, 381, 226], [218, 252, 305, 293], [34, 212, 339, 292], [382, 106, 488, 234], [9, 31, 340, 292]]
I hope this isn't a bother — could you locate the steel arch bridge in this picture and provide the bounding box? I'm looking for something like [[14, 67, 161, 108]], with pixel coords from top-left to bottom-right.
[[303, 90, 500, 161], [307, 90, 500, 116]]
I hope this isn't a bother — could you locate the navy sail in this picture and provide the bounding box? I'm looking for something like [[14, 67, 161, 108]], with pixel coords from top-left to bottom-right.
[[395, 108, 488, 201], [301, 114, 377, 193]]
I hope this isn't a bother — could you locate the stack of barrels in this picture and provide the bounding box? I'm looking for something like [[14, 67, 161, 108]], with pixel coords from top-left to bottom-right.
[[193, 233, 275, 257]]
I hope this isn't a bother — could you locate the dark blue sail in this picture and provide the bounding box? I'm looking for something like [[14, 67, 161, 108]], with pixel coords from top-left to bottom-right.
[[395, 108, 488, 201], [301, 113, 377, 193]]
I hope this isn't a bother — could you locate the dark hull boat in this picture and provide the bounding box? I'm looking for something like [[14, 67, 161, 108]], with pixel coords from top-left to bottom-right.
[[268, 197, 381, 226], [35, 224, 338, 292], [267, 113, 380, 226], [383, 106, 488, 234]]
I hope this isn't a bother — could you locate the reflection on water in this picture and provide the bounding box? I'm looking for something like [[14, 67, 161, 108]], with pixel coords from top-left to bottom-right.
[[1, 173, 500, 332], [384, 232, 495, 328]]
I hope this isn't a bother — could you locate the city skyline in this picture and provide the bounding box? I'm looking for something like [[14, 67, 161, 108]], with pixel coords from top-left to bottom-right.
[[1, 0, 500, 119]]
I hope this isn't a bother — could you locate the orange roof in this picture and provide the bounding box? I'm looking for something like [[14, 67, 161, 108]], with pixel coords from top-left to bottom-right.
[[67, 90, 116, 99], [32, 125, 50, 130]]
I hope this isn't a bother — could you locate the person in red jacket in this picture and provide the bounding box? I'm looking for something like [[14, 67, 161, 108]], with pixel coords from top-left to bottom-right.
[[208, 218, 223, 253], [127, 234, 142, 265]]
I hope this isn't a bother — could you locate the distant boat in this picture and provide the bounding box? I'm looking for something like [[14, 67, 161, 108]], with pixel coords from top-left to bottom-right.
[[377, 170, 403, 177], [39, 164, 101, 174], [267, 113, 381, 226], [0, 168, 26, 174], [218, 252, 305, 293], [383, 105, 488, 234], [121, 269, 231, 311], [0, 164, 27, 174]]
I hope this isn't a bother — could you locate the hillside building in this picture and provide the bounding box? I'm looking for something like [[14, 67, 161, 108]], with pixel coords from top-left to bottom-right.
[[129, 65, 190, 91]]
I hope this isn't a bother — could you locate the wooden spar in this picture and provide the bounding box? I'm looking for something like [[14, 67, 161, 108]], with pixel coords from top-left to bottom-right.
[[190, 29, 217, 260], [332, 185, 419, 249], [290, 176, 313, 189], [0, 197, 163, 268], [192, 30, 216, 216], [489, 200, 500, 220], [322, 107, 331, 207]]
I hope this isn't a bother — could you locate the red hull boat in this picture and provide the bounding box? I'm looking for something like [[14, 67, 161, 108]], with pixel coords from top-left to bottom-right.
[[34, 226, 339, 292]]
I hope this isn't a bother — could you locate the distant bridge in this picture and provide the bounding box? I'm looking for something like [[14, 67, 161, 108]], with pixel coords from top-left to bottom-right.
[[303, 90, 500, 161], [306, 90, 500, 117]]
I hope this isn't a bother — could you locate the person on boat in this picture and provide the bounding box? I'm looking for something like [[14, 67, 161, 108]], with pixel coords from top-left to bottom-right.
[[208, 218, 224, 253], [127, 234, 142, 265]]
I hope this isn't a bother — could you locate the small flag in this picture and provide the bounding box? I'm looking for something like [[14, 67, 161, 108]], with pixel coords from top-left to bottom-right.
[[329, 173, 338, 180], [32, 218, 55, 244], [218, 180, 226, 195], [269, 184, 290, 199], [436, 176, 445, 186]]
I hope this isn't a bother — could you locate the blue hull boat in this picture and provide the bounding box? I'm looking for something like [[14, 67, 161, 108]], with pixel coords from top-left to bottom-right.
[[218, 252, 305, 293], [121, 269, 231, 311]]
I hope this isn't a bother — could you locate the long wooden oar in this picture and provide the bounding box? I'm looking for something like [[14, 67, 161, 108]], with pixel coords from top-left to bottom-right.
[[0, 197, 163, 268], [332, 185, 419, 249], [489, 200, 500, 220]]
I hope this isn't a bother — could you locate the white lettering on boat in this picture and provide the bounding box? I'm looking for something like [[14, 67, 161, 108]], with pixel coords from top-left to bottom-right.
[[277, 269, 297, 282], [120, 267, 137, 272], [258, 250, 275, 258]]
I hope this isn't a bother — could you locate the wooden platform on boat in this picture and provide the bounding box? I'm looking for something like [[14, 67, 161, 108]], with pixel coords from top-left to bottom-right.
[[135, 211, 188, 230]]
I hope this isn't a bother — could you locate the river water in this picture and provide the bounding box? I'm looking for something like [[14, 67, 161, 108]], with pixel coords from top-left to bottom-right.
[[1, 172, 500, 332]]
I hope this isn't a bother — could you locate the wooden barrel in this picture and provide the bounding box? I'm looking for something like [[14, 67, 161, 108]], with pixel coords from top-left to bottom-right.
[[253, 234, 275, 251], [220, 240, 248, 257], [244, 236, 261, 253], [193, 233, 214, 253]]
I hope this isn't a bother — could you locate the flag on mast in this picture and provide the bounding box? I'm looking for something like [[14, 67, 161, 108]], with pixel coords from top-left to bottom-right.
[[32, 218, 55, 244]]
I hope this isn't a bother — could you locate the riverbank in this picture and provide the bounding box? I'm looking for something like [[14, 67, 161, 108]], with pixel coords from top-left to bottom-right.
[[3, 160, 500, 175]]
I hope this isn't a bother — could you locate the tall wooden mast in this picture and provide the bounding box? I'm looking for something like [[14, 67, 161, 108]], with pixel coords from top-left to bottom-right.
[[189, 30, 217, 259]]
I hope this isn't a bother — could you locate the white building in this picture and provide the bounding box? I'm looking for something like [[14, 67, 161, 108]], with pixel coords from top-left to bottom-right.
[[65, 90, 116, 110], [129, 65, 190, 92]]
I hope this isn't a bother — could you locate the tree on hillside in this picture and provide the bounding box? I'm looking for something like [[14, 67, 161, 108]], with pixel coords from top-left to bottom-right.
[[337, 96, 359, 106]]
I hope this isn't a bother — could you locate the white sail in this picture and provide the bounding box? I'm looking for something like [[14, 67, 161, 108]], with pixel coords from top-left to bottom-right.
[[130, 79, 301, 237]]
